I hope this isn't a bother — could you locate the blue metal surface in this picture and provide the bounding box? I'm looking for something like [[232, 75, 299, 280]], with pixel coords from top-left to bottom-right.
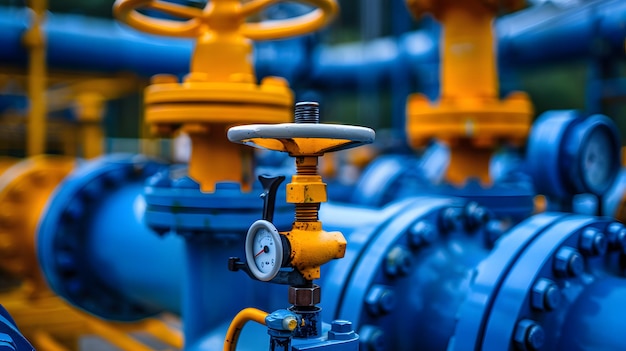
[[37, 153, 184, 321], [143, 168, 295, 349], [0, 306, 33, 351]]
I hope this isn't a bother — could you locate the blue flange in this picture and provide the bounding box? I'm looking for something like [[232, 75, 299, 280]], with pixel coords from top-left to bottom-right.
[[38, 154, 168, 321], [143, 167, 294, 236]]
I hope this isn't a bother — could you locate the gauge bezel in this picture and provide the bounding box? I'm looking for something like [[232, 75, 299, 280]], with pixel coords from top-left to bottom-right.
[[245, 219, 283, 281]]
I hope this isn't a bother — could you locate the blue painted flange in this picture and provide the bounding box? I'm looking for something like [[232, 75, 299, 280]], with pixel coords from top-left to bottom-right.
[[143, 167, 294, 237], [452, 214, 626, 351], [38, 154, 167, 321], [322, 196, 495, 351]]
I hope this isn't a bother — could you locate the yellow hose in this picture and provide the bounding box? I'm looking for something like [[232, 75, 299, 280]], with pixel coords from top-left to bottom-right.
[[223, 308, 268, 351]]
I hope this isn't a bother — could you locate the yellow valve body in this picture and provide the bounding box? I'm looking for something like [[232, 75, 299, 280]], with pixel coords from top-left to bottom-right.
[[114, 0, 338, 192], [145, 78, 293, 192], [0, 155, 75, 295], [284, 222, 346, 281], [405, 0, 532, 185]]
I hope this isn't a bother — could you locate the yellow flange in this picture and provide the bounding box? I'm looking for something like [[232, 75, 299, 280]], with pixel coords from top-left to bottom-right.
[[113, 0, 338, 192], [405, 0, 533, 186], [0, 155, 76, 297]]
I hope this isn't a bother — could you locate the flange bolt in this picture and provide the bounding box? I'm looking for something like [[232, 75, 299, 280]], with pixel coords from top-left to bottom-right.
[[514, 319, 545, 351]]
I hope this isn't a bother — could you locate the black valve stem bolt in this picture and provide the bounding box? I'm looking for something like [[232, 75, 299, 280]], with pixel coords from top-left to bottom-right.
[[294, 102, 320, 124]]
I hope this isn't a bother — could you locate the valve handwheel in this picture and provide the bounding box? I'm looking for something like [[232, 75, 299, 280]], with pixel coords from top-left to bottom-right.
[[113, 0, 339, 40], [228, 123, 375, 156]]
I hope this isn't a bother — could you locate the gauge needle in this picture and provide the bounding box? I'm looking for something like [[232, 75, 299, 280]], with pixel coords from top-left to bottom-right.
[[255, 246, 269, 258]]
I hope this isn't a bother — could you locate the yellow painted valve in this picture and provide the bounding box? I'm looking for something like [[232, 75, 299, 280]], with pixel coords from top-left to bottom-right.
[[405, 0, 533, 186], [229, 102, 375, 280], [113, 0, 338, 192]]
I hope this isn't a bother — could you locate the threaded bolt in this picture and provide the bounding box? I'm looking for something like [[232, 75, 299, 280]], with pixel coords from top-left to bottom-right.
[[294, 101, 320, 124], [553, 247, 584, 277], [579, 228, 607, 256], [531, 278, 561, 311], [514, 319, 545, 351], [408, 220, 437, 248]]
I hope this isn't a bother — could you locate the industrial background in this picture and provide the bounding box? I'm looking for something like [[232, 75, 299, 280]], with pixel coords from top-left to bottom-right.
[[0, 0, 624, 350]]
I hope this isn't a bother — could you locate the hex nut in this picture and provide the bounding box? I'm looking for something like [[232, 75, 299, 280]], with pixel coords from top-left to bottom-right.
[[385, 246, 412, 277], [553, 247, 584, 277], [513, 319, 545, 351], [286, 182, 327, 203], [288, 285, 321, 307], [365, 285, 397, 316], [579, 228, 607, 256], [408, 220, 437, 248], [531, 278, 560, 311]]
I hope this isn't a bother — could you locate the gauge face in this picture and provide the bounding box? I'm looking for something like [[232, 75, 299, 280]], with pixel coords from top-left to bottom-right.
[[580, 127, 615, 194], [245, 220, 283, 281]]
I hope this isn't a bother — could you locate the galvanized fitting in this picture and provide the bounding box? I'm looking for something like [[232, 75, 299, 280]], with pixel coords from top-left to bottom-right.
[[384, 246, 412, 277], [408, 220, 437, 248], [553, 247, 584, 277], [531, 278, 560, 311], [288, 284, 321, 307], [513, 319, 545, 351], [365, 285, 396, 316], [579, 228, 608, 256]]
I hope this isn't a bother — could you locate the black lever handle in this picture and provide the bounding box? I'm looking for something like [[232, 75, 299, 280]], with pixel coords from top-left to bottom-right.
[[259, 175, 285, 223]]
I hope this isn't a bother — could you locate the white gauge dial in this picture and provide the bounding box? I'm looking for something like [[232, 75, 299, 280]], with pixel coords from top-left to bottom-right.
[[245, 220, 283, 281], [581, 127, 614, 194]]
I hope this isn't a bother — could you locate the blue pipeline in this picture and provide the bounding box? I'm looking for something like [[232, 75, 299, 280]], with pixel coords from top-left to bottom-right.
[[38, 167, 626, 351], [1, 1, 625, 83], [37, 154, 185, 320]]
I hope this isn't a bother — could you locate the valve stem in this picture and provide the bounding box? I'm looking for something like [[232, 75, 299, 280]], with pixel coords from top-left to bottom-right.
[[294, 102, 320, 124]]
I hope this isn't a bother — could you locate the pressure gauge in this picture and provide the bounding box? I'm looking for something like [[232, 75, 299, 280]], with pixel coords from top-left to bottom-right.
[[527, 111, 620, 199], [245, 220, 284, 282]]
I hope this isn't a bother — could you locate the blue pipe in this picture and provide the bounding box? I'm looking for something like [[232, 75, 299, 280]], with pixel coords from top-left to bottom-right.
[[37, 154, 185, 320], [1, 1, 625, 84]]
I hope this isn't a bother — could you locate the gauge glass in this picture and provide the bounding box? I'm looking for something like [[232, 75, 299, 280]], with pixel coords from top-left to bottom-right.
[[581, 127, 614, 194], [245, 220, 283, 281]]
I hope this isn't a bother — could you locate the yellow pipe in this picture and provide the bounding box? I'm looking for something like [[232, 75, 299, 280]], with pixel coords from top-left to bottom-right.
[[85, 319, 156, 351], [24, 0, 48, 156], [439, 1, 496, 100], [223, 308, 268, 351], [32, 331, 71, 351]]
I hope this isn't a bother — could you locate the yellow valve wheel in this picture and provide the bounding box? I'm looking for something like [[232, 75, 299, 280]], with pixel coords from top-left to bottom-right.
[[114, 0, 338, 40], [113, 0, 339, 193]]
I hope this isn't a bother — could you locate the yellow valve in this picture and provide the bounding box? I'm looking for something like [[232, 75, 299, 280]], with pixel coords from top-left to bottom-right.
[[113, 0, 338, 192], [405, 0, 533, 186], [229, 102, 374, 280]]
